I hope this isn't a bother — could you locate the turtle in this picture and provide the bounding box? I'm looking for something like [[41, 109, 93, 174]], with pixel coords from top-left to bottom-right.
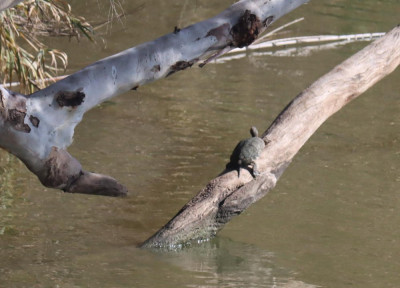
[[226, 126, 265, 178]]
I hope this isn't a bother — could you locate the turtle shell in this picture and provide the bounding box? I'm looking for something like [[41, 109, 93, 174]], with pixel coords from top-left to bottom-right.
[[227, 135, 265, 168], [237, 136, 265, 166]]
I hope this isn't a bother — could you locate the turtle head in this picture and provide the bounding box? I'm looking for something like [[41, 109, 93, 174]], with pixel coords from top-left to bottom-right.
[[250, 126, 258, 137]]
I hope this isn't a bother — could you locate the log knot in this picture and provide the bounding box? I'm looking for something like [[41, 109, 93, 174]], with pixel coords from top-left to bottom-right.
[[0, 88, 31, 133], [29, 115, 40, 128], [206, 23, 230, 41], [56, 89, 85, 108], [166, 60, 196, 77], [231, 10, 262, 48], [263, 16, 274, 27], [8, 109, 31, 132]]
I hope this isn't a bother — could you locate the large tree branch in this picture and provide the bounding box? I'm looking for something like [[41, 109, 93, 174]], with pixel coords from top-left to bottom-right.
[[141, 24, 400, 248], [0, 0, 307, 196]]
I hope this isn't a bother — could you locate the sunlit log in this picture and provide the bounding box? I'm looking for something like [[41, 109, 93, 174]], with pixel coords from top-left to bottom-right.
[[141, 24, 400, 248]]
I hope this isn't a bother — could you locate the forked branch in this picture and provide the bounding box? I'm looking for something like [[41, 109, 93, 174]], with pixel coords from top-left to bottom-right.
[[0, 0, 307, 196]]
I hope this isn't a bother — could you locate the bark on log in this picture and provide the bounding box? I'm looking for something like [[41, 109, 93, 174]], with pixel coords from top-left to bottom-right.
[[141, 25, 400, 248], [0, 0, 307, 196]]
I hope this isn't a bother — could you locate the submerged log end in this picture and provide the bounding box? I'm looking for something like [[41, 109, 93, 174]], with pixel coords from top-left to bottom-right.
[[140, 220, 218, 249], [140, 172, 278, 249]]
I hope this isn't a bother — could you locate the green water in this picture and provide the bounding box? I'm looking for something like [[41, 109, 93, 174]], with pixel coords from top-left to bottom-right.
[[1, 0, 399, 287]]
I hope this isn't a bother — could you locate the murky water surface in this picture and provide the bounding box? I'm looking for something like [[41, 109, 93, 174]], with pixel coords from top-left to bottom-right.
[[1, 0, 400, 287]]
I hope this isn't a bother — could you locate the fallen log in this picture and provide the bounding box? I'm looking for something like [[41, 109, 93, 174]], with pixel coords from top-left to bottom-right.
[[141, 24, 400, 248]]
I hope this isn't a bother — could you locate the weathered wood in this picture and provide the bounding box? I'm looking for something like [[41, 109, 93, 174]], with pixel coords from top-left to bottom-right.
[[0, 0, 307, 196], [141, 24, 400, 248]]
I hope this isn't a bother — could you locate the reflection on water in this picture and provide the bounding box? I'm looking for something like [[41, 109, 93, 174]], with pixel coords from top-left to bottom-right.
[[1, 224, 319, 288], [159, 238, 318, 288], [1, 0, 400, 287]]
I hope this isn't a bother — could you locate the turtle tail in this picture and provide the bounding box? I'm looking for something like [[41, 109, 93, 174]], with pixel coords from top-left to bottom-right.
[[237, 159, 242, 177], [226, 162, 234, 169], [226, 160, 242, 178]]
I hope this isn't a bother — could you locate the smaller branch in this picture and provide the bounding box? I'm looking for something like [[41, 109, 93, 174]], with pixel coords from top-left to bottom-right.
[[38, 147, 127, 196], [213, 33, 385, 64], [211, 34, 380, 64], [231, 32, 385, 54], [68, 171, 128, 197], [253, 17, 304, 44]]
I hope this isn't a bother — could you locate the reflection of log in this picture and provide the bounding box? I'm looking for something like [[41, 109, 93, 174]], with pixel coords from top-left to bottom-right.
[[0, 0, 307, 197], [159, 238, 318, 288], [141, 25, 400, 248], [215, 33, 386, 63]]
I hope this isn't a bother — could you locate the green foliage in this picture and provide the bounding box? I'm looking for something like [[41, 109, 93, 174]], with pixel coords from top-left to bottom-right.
[[0, 0, 94, 93]]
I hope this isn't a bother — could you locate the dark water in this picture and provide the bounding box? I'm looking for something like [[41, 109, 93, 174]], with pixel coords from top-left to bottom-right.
[[1, 0, 400, 287]]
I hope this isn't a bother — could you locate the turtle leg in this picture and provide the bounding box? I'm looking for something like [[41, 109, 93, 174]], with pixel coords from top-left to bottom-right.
[[251, 161, 260, 178], [237, 160, 243, 178]]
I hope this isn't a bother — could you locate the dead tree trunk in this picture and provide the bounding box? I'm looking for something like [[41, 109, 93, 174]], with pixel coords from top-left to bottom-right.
[[141, 24, 400, 248], [0, 0, 307, 196]]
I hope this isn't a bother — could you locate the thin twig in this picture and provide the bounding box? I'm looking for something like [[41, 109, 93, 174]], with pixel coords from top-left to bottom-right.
[[231, 32, 385, 54], [253, 17, 304, 44]]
